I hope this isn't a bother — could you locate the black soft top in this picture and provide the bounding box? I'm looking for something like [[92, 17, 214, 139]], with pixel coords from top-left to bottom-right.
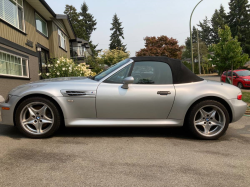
[[130, 56, 203, 84]]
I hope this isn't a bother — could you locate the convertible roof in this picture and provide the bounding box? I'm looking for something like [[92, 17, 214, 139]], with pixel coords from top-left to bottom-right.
[[130, 56, 203, 84]]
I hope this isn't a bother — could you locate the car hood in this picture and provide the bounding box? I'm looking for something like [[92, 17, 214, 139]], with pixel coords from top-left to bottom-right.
[[9, 77, 99, 96], [241, 76, 250, 79], [30, 77, 92, 84]]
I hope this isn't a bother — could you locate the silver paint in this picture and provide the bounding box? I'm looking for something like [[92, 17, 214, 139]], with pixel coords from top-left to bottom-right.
[[0, 59, 247, 129]]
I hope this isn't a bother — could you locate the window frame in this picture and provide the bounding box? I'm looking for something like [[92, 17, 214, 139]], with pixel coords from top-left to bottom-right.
[[0, 0, 26, 32], [35, 12, 48, 37], [0, 50, 29, 78], [58, 29, 67, 51]]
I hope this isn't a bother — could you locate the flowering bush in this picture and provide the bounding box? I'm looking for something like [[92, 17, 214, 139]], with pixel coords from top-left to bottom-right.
[[40, 57, 96, 79]]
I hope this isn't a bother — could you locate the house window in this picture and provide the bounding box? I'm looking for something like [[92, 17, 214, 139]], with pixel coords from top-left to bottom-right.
[[0, 0, 25, 31], [0, 50, 29, 78], [58, 29, 67, 51], [35, 13, 48, 37]]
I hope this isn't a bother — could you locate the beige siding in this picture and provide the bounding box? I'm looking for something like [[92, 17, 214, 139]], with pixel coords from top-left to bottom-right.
[[0, 44, 39, 98], [52, 19, 69, 37], [0, 0, 49, 51], [48, 22, 70, 59]]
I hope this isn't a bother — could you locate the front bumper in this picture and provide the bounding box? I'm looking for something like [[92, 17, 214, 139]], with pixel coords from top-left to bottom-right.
[[0, 95, 20, 126], [229, 99, 248, 122]]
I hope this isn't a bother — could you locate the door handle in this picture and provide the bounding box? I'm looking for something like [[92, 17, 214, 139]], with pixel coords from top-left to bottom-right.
[[157, 91, 171, 95]]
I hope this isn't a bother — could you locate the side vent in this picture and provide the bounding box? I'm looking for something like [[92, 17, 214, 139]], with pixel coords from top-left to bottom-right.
[[60, 90, 96, 97], [65, 91, 86, 96]]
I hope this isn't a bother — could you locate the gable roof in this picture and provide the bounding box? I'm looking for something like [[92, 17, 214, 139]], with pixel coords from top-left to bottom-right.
[[26, 0, 76, 39]]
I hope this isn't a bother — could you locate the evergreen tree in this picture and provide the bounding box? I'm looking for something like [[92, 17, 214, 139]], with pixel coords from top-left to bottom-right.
[[197, 17, 212, 46], [109, 14, 126, 52], [227, 0, 250, 55], [211, 5, 227, 44], [64, 5, 86, 40], [79, 2, 97, 41]]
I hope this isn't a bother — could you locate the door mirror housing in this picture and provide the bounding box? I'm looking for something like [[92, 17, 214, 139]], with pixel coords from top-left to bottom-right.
[[122, 76, 134, 89]]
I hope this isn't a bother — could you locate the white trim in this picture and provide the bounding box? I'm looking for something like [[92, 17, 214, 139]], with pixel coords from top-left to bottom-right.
[[0, 50, 29, 78], [35, 12, 48, 37], [0, 0, 25, 32], [58, 29, 67, 51]]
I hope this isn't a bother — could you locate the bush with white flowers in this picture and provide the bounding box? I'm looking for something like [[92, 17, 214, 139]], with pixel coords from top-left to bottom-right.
[[41, 57, 96, 79]]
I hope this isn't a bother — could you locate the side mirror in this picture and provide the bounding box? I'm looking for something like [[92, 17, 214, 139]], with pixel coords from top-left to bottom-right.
[[122, 76, 134, 89]]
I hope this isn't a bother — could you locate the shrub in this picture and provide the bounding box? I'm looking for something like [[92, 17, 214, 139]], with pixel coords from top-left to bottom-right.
[[41, 57, 96, 79]]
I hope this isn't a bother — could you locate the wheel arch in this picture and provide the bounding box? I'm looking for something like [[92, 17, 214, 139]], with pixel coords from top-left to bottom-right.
[[13, 94, 65, 126], [184, 96, 233, 125]]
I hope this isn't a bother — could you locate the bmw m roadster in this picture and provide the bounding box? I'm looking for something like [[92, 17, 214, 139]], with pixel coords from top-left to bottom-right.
[[0, 57, 247, 139]]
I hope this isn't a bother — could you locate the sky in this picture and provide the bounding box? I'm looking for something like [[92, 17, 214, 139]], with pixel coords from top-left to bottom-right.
[[46, 0, 230, 56]]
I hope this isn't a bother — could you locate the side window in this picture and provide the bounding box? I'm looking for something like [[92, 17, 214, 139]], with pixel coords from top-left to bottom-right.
[[104, 64, 132, 84], [131, 61, 173, 84]]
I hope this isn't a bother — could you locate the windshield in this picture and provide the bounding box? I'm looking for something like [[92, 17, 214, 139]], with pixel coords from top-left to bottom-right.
[[94, 59, 131, 81], [236, 70, 250, 76]]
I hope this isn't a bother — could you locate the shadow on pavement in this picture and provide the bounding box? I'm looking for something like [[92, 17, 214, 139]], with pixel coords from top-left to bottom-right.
[[0, 124, 199, 140]]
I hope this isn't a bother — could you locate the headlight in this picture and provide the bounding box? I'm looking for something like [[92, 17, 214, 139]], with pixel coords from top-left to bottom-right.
[[244, 79, 250, 81]]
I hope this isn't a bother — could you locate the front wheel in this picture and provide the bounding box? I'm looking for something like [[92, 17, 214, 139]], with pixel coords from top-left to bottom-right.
[[15, 97, 62, 138], [237, 82, 243, 89], [187, 100, 230, 140]]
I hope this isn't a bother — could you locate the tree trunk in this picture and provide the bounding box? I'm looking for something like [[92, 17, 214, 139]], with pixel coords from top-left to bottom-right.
[[231, 63, 233, 85]]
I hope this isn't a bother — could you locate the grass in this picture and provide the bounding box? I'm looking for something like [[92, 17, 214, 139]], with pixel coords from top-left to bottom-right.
[[242, 92, 250, 104]]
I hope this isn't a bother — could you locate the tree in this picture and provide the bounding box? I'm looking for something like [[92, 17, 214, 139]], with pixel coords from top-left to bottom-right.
[[211, 5, 227, 44], [209, 25, 248, 84], [197, 17, 213, 46], [64, 5, 86, 40], [136, 36, 183, 59], [109, 14, 126, 52], [99, 49, 130, 66], [227, 0, 250, 55], [64, 2, 98, 56], [79, 2, 97, 41]]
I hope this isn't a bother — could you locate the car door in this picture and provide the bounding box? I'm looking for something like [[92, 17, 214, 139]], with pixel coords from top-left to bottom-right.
[[96, 61, 176, 119]]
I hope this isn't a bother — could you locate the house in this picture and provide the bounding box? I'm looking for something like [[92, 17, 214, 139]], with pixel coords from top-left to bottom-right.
[[0, 0, 90, 98]]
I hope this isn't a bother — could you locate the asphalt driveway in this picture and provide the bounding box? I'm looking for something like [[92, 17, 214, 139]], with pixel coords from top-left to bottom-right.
[[0, 117, 249, 187]]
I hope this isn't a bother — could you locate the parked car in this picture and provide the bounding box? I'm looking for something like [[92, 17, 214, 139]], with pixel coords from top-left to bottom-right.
[[221, 69, 250, 89], [0, 57, 247, 140]]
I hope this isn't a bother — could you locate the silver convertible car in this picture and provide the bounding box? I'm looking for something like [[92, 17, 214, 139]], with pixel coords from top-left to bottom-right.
[[0, 57, 247, 139]]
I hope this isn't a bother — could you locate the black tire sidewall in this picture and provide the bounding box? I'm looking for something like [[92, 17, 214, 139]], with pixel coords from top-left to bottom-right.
[[15, 97, 61, 138], [238, 82, 243, 89], [187, 100, 230, 140]]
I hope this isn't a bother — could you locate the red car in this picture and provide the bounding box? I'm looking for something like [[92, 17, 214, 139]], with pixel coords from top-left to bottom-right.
[[221, 69, 250, 89]]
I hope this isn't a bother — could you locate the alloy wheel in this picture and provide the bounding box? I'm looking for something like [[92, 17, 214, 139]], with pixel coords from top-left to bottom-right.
[[20, 102, 54, 135], [193, 105, 226, 137], [238, 83, 243, 89]]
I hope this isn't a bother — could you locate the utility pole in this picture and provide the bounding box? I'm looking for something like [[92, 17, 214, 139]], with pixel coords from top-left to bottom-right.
[[190, 0, 204, 73], [197, 30, 201, 75]]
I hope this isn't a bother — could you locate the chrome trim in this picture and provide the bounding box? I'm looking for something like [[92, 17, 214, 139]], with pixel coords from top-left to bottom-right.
[[60, 90, 96, 98]]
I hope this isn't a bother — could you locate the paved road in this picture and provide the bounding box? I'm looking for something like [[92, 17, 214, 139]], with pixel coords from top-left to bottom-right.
[[0, 117, 250, 187]]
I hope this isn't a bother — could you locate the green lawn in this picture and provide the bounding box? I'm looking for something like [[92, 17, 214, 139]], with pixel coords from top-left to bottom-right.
[[242, 92, 250, 104]]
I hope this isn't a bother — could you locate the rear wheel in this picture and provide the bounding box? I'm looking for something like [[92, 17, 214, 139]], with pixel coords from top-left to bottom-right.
[[187, 100, 229, 140], [15, 97, 62, 138], [238, 82, 243, 89]]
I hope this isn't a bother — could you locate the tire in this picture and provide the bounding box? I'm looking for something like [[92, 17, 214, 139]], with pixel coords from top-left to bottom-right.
[[186, 100, 230, 140], [238, 82, 244, 89], [15, 97, 62, 138]]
